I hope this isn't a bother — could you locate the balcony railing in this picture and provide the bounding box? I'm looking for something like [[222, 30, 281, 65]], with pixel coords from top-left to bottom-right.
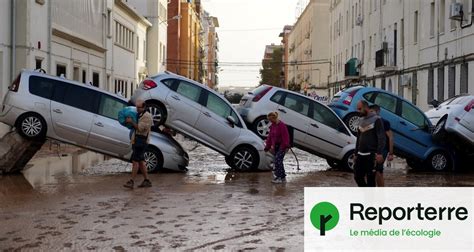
[[375, 48, 396, 72]]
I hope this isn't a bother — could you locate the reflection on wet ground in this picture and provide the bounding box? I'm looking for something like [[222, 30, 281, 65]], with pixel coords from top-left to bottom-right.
[[1, 139, 474, 250]]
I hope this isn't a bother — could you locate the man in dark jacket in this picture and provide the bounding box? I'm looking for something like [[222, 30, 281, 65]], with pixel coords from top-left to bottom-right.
[[354, 101, 386, 187]]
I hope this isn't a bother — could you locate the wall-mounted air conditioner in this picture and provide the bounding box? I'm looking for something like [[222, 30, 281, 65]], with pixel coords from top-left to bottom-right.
[[449, 2, 463, 20], [401, 74, 412, 87], [355, 16, 363, 26]]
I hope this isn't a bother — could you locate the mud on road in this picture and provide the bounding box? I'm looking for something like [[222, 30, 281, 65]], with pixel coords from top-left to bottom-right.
[[1, 139, 474, 251]]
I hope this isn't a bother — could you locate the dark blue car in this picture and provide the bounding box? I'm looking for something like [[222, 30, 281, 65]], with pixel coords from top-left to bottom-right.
[[328, 86, 453, 171]]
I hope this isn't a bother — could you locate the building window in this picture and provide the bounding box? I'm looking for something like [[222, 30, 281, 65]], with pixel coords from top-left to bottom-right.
[[35, 58, 43, 70], [440, 0, 446, 33], [82, 69, 87, 84], [143, 40, 147, 62], [114, 21, 135, 51], [73, 67, 80, 81], [56, 64, 66, 77], [414, 11, 418, 44], [461, 63, 468, 94], [381, 78, 386, 90], [107, 10, 112, 37], [412, 72, 418, 105], [430, 2, 435, 37], [438, 67, 445, 101], [400, 18, 404, 49], [448, 66, 456, 98], [428, 69, 434, 103], [92, 72, 99, 87], [450, 0, 456, 30]]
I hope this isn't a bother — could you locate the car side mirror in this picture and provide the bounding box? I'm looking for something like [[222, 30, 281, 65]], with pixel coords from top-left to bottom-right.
[[226, 116, 236, 127], [430, 99, 439, 108]]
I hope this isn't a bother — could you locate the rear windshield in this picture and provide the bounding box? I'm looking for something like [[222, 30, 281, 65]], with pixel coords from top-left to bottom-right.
[[250, 85, 270, 95], [344, 86, 364, 93]]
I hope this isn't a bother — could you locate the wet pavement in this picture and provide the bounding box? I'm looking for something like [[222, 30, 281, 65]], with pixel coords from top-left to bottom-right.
[[1, 137, 474, 251]]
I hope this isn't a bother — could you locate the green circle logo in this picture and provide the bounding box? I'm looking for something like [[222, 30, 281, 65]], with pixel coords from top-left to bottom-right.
[[310, 202, 339, 235]]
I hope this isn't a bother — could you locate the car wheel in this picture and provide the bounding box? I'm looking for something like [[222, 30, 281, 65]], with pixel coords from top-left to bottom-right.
[[17, 113, 47, 140], [144, 147, 164, 173], [341, 150, 356, 171], [426, 150, 451, 172], [326, 159, 340, 169], [146, 102, 167, 126], [229, 146, 259, 171], [344, 113, 361, 135], [432, 117, 447, 142], [252, 117, 271, 139]]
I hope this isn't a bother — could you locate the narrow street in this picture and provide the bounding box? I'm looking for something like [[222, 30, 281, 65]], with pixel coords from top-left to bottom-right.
[[1, 138, 474, 251]]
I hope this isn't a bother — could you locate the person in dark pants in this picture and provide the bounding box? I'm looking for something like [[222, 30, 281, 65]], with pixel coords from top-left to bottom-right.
[[369, 104, 394, 187], [264, 112, 290, 184], [354, 101, 386, 187], [124, 100, 153, 189]]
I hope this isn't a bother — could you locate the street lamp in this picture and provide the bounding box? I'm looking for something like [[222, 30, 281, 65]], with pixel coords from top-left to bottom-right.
[[159, 15, 182, 24]]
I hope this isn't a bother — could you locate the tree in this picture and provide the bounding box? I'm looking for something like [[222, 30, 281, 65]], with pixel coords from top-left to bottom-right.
[[259, 47, 283, 86], [223, 90, 244, 104]]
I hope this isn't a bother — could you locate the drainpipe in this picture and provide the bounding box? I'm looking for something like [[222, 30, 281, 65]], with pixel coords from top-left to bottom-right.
[[47, 0, 52, 74], [11, 0, 16, 82]]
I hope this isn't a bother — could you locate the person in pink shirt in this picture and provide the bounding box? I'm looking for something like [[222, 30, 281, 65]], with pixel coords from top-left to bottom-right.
[[264, 111, 290, 183]]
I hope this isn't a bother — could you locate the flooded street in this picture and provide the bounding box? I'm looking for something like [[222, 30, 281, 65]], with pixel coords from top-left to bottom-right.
[[1, 138, 474, 251]]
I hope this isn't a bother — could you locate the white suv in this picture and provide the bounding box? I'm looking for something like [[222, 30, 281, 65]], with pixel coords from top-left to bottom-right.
[[130, 72, 272, 171], [238, 85, 356, 170]]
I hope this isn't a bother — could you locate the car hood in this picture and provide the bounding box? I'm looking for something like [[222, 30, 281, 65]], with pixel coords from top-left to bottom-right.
[[150, 131, 186, 155]]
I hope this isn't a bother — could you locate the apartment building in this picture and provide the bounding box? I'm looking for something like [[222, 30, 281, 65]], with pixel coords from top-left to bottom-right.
[[329, 0, 474, 111], [288, 0, 331, 96]]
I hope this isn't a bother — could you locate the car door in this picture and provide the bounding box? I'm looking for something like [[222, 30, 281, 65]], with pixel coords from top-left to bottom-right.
[[86, 94, 131, 157], [396, 100, 432, 158], [306, 101, 353, 158], [276, 93, 310, 148], [50, 82, 98, 146], [165, 79, 203, 134], [193, 91, 242, 154]]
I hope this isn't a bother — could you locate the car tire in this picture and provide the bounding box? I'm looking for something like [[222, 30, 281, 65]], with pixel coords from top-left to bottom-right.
[[144, 147, 164, 173], [432, 117, 447, 142], [426, 150, 452, 172], [16, 113, 47, 140], [229, 146, 259, 171], [252, 116, 271, 139], [326, 159, 340, 169], [146, 102, 167, 126], [344, 113, 361, 135], [341, 150, 356, 171]]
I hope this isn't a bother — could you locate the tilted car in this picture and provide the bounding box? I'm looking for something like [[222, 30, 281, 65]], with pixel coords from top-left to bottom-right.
[[237, 85, 356, 170], [0, 69, 189, 172], [130, 72, 272, 171], [329, 86, 454, 171], [426, 95, 474, 146]]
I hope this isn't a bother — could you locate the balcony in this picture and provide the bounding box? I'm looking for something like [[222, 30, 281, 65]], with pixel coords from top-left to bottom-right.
[[375, 47, 397, 72], [344, 58, 360, 80]]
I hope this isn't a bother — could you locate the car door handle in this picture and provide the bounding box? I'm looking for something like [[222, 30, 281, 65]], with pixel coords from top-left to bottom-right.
[[310, 123, 319, 128], [95, 122, 104, 127], [171, 95, 180, 101], [278, 108, 287, 113], [203, 112, 211, 117], [53, 109, 62, 114], [399, 121, 407, 126]]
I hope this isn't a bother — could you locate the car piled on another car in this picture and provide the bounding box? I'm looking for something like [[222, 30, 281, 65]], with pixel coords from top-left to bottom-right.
[[0, 69, 189, 173], [329, 86, 455, 171]]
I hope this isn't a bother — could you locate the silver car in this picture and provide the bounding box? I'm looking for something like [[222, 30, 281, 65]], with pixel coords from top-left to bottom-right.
[[426, 95, 474, 146], [238, 85, 356, 170], [130, 72, 272, 171], [0, 69, 189, 172]]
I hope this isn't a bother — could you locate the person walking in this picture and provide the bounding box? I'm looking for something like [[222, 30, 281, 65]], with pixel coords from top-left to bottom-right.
[[354, 101, 386, 187], [369, 104, 394, 187], [264, 112, 290, 184], [124, 100, 153, 189]]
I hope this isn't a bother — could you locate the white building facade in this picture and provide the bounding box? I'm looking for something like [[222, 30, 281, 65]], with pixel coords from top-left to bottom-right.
[[288, 0, 331, 97], [329, 0, 474, 111]]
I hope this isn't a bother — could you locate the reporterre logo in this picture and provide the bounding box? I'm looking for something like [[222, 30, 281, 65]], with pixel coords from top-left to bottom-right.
[[310, 202, 340, 236]]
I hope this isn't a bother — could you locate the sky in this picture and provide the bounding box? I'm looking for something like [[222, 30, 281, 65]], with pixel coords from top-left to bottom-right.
[[201, 0, 301, 88]]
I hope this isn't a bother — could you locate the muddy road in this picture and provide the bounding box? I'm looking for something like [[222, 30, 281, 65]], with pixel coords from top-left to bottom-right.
[[1, 138, 474, 251]]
